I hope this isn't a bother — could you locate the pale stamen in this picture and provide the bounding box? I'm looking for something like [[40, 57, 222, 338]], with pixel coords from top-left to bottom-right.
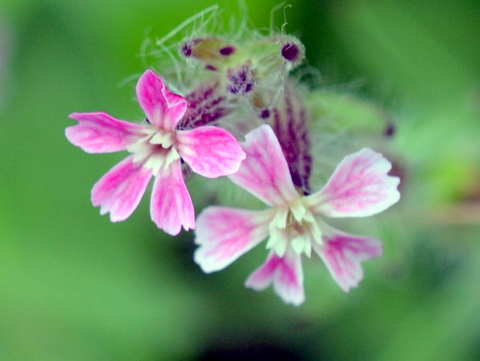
[[126, 126, 180, 176]]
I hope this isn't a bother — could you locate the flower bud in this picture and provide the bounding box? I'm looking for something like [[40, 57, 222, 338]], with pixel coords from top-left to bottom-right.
[[180, 37, 236, 70], [177, 82, 232, 130], [269, 84, 312, 194]]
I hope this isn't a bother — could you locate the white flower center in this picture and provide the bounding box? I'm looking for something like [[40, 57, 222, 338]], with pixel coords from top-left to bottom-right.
[[126, 126, 180, 175], [266, 198, 322, 258]]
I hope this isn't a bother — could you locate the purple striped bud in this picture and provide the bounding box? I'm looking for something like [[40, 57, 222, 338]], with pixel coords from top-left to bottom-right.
[[177, 82, 232, 130], [269, 84, 312, 194]]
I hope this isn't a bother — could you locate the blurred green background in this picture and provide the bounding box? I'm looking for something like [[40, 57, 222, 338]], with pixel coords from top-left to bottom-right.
[[1, 0, 480, 360]]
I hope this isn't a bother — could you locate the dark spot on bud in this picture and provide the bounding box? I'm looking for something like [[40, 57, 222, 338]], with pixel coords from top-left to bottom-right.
[[384, 123, 395, 137], [281, 43, 299, 62], [260, 109, 270, 119], [219, 46, 235, 56], [205, 65, 218, 71], [181, 38, 204, 58], [145, 117, 151, 124], [182, 43, 193, 57]]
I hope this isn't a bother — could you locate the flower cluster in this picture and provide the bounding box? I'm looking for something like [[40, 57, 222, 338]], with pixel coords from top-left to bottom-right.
[[66, 9, 400, 305], [66, 70, 245, 235]]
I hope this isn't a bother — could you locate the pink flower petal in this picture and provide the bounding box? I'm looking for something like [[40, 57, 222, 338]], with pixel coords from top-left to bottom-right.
[[306, 148, 400, 217], [313, 223, 383, 292], [150, 160, 195, 235], [194, 207, 273, 272], [136, 70, 187, 131], [229, 124, 298, 207], [245, 247, 305, 306], [176, 126, 246, 178], [91, 155, 153, 221], [67, 112, 144, 153]]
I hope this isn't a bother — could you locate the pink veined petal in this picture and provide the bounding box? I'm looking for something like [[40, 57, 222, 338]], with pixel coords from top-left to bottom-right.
[[313, 223, 383, 292], [306, 148, 400, 218], [150, 159, 195, 236], [66, 112, 144, 153], [245, 247, 305, 306], [91, 155, 153, 222], [194, 207, 273, 273], [136, 69, 187, 131], [176, 126, 246, 178], [229, 124, 299, 207]]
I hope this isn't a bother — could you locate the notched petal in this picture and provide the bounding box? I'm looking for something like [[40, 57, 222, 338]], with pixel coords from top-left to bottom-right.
[[313, 224, 383, 292], [67, 112, 143, 153], [245, 247, 305, 306], [150, 160, 195, 235], [136, 69, 187, 131], [194, 207, 272, 273], [307, 148, 400, 217], [91, 155, 153, 221], [229, 124, 298, 207], [176, 126, 246, 178]]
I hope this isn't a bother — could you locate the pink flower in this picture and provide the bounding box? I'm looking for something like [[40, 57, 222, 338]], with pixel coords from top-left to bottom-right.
[[194, 125, 400, 305], [66, 69, 245, 235]]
